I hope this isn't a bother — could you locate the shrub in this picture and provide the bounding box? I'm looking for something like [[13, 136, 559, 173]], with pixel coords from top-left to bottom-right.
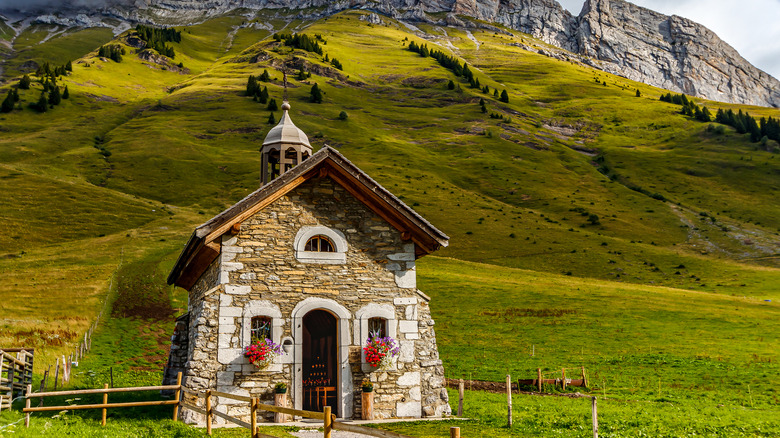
[[338, 111, 348, 120]]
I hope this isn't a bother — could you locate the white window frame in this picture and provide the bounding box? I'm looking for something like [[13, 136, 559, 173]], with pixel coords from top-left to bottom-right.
[[241, 300, 284, 368], [293, 226, 348, 264], [354, 303, 397, 372]]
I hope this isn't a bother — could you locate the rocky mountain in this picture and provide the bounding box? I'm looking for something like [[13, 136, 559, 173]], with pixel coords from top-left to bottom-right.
[[1, 0, 778, 107]]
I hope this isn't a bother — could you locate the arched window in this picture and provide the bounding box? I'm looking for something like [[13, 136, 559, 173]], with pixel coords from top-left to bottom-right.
[[368, 317, 387, 338], [294, 226, 347, 264], [305, 235, 334, 252], [251, 316, 272, 342]]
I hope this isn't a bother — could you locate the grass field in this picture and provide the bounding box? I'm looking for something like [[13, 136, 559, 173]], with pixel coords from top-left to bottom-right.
[[0, 8, 778, 437]]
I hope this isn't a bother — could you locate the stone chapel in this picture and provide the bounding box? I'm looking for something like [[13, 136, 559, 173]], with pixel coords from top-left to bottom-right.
[[164, 99, 452, 422]]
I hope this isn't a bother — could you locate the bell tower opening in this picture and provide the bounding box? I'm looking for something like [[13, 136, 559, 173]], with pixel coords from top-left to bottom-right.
[[260, 72, 312, 185]]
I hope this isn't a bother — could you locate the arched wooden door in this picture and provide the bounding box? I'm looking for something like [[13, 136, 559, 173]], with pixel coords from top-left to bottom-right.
[[302, 309, 338, 414]]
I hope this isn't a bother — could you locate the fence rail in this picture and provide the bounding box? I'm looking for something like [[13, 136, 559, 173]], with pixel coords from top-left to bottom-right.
[[0, 349, 33, 411], [23, 372, 182, 427]]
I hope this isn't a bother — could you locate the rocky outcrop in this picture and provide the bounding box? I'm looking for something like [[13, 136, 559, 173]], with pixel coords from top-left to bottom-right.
[[572, 0, 779, 108], [1, 0, 778, 107]]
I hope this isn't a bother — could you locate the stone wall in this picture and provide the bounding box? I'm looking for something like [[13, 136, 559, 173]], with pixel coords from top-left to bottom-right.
[[179, 175, 450, 422]]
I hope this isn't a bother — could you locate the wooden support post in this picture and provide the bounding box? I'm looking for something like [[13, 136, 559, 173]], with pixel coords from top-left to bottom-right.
[[110, 367, 114, 389], [53, 358, 60, 391], [61, 355, 67, 385], [323, 405, 332, 438], [450, 426, 460, 438], [172, 372, 181, 421], [582, 366, 588, 388], [101, 384, 108, 426], [506, 374, 512, 427], [24, 384, 31, 428], [251, 397, 257, 438], [591, 397, 598, 438], [457, 379, 464, 417], [206, 390, 212, 435], [562, 368, 567, 390], [537, 368, 542, 392]]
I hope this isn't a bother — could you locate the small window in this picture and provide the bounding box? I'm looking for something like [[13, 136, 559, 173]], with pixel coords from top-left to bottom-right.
[[251, 316, 272, 342], [368, 317, 387, 338], [305, 235, 334, 252]]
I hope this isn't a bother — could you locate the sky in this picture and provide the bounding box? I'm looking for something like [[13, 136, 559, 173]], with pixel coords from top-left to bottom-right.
[[557, 0, 780, 80]]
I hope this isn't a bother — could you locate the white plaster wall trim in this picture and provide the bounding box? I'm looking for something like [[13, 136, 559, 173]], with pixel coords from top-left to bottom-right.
[[293, 226, 347, 264], [290, 297, 353, 418]]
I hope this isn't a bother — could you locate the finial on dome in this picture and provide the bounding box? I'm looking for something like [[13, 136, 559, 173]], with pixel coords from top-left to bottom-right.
[[282, 101, 291, 111]]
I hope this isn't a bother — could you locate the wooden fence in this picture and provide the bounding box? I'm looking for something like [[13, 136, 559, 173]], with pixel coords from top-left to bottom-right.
[[518, 367, 589, 392], [181, 389, 416, 438], [23, 372, 416, 438], [0, 348, 33, 411], [23, 372, 183, 427]]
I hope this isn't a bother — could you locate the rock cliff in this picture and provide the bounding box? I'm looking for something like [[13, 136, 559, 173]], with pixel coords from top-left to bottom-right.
[[2, 0, 778, 107]]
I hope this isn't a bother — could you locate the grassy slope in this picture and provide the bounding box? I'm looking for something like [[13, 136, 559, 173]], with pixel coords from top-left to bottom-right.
[[0, 9, 777, 436]]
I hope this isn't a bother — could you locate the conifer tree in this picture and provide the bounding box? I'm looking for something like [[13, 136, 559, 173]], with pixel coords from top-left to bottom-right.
[[1, 90, 14, 113], [500, 89, 509, 103], [479, 98, 487, 114], [267, 98, 278, 111], [12, 88, 19, 102], [19, 74, 31, 90], [268, 112, 276, 124], [258, 86, 269, 104], [259, 69, 271, 82], [310, 83, 323, 103], [62, 85, 70, 99], [48, 86, 61, 106], [635, 89, 641, 97], [33, 92, 48, 113], [246, 75, 258, 96], [447, 80, 455, 90], [338, 111, 348, 121], [493, 89, 499, 98], [66, 60, 73, 71]]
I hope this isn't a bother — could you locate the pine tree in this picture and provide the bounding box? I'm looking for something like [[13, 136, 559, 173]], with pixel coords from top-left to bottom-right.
[[12, 88, 19, 102], [246, 75, 258, 96], [493, 89, 499, 98], [48, 86, 61, 106], [447, 80, 455, 90], [500, 89, 509, 103], [310, 83, 323, 103], [62, 85, 70, 99], [259, 69, 271, 82], [66, 60, 73, 71], [258, 86, 268, 104], [1, 90, 14, 113], [635, 89, 641, 97], [267, 98, 278, 111], [33, 92, 48, 113], [19, 74, 31, 90], [268, 112, 276, 124], [479, 98, 487, 114]]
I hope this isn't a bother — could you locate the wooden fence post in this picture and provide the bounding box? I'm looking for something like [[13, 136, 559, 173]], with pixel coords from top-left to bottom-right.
[[582, 366, 588, 388], [101, 384, 108, 426], [323, 405, 332, 438], [172, 372, 181, 421], [450, 426, 460, 438], [562, 368, 567, 390], [53, 358, 60, 391], [506, 374, 512, 427], [206, 390, 212, 435], [24, 384, 31, 428], [591, 396, 598, 438], [457, 379, 464, 417], [251, 397, 257, 438], [537, 368, 542, 392]]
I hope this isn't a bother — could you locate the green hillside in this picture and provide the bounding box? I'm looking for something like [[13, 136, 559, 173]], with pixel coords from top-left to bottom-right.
[[0, 10, 778, 436]]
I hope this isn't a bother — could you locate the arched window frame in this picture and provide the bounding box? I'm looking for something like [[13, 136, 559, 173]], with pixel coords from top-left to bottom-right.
[[354, 303, 397, 372], [241, 300, 286, 369], [294, 226, 347, 264]]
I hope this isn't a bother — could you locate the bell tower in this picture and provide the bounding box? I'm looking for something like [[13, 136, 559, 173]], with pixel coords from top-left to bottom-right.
[[260, 74, 312, 185]]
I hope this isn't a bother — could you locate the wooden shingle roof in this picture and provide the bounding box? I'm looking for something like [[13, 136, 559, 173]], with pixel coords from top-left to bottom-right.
[[167, 146, 449, 289]]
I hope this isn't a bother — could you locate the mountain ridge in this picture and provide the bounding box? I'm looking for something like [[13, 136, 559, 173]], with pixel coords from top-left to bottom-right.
[[1, 0, 778, 108]]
